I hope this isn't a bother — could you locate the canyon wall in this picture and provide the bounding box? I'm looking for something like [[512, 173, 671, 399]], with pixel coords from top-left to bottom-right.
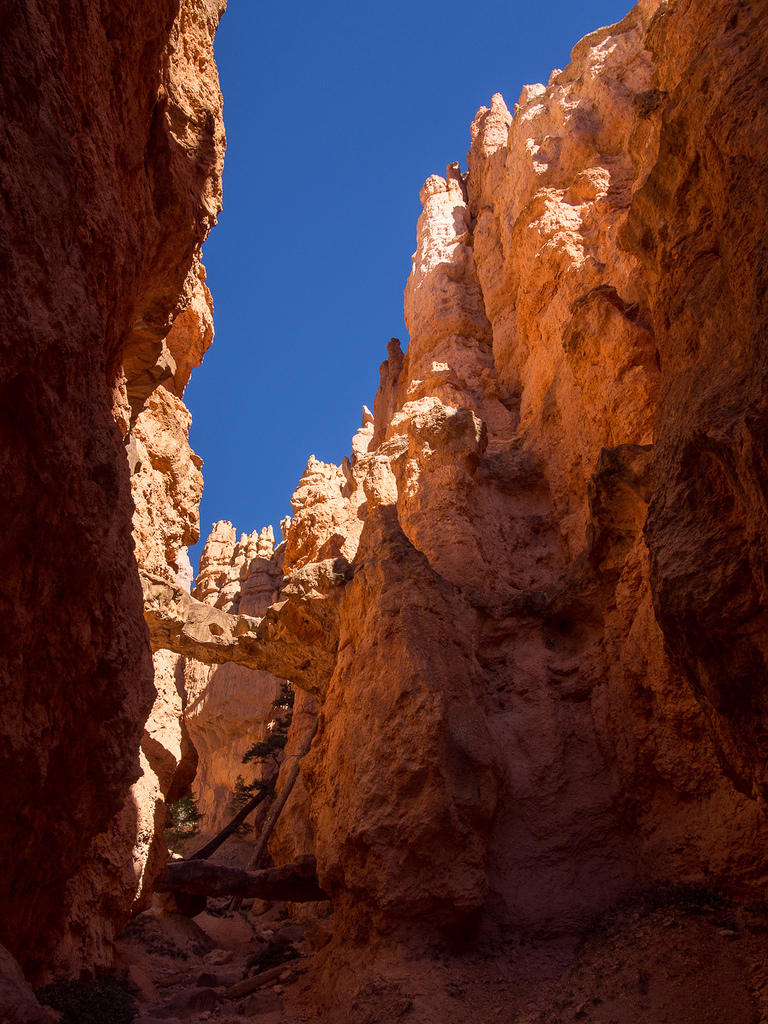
[[630, 0, 768, 810], [0, 0, 226, 982], [50, 271, 218, 978], [231, 0, 768, 949], [3, 0, 766, 995], [138, 0, 768, 967]]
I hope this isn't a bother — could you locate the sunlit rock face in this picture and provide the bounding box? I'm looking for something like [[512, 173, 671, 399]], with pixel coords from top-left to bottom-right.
[[254, 0, 768, 947], [0, 0, 226, 982]]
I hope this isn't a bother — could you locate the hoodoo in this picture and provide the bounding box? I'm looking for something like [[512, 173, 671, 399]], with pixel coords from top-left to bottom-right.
[[2, 0, 768, 1021]]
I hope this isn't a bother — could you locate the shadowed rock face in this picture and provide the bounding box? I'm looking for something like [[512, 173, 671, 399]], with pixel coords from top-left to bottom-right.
[[630, 0, 768, 804], [0, 0, 226, 981]]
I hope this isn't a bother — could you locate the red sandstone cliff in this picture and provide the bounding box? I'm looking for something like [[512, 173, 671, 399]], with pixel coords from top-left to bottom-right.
[[186, 0, 768, 959], [0, 0, 226, 983], [3, 0, 768, 1012]]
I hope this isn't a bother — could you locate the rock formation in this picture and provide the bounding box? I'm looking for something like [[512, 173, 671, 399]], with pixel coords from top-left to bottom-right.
[[142, 551, 342, 699], [629, 0, 768, 810], [0, 0, 226, 983], [179, 0, 768, 954], [0, 946, 58, 1024], [184, 524, 285, 834], [3, 0, 768, 1009]]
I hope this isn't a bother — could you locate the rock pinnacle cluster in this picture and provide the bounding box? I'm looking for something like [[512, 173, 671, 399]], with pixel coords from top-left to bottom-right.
[[1, 0, 768, 1020]]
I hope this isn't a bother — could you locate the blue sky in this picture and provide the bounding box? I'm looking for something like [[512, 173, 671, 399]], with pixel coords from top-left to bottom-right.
[[187, 0, 633, 567]]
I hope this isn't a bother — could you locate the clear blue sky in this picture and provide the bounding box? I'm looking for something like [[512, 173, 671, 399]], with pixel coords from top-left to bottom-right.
[[187, 0, 633, 567]]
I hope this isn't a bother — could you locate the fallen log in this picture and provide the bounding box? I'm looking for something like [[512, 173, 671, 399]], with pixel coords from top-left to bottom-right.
[[226, 965, 289, 1000], [157, 854, 327, 903]]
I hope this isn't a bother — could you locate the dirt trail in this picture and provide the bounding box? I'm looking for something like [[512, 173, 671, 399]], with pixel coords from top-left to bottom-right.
[[114, 882, 768, 1023]]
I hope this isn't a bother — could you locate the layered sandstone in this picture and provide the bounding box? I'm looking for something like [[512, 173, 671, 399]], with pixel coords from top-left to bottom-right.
[[0, 0, 226, 983]]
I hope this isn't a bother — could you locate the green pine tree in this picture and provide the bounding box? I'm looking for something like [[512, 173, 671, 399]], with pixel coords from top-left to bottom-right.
[[228, 682, 294, 830], [164, 793, 203, 853]]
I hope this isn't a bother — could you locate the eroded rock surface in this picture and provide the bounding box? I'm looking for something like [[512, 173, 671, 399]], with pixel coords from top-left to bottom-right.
[[185, 524, 285, 834], [4, 0, 768, 1005], [142, 556, 342, 700], [0, 0, 226, 982], [189, 0, 768, 952], [631, 0, 768, 808]]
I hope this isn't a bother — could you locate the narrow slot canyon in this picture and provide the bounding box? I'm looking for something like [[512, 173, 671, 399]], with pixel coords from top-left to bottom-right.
[[2, 1, 768, 1022]]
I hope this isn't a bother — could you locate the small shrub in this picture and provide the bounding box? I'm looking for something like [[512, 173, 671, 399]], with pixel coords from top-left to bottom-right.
[[242, 730, 288, 765], [37, 975, 137, 1024], [165, 793, 202, 853]]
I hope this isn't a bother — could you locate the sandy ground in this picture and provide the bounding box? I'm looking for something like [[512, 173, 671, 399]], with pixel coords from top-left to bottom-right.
[[113, 875, 768, 1024]]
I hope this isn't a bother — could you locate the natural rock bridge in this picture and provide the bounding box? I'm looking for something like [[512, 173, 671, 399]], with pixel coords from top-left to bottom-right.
[[140, 560, 348, 700]]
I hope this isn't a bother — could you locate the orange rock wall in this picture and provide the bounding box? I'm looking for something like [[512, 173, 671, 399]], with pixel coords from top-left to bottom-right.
[[0, 0, 226, 981], [5, 0, 763, 988], [258, 0, 768, 947]]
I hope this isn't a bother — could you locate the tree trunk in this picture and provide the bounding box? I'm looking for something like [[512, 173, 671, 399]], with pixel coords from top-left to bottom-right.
[[229, 717, 319, 912], [158, 854, 326, 903], [187, 786, 273, 862]]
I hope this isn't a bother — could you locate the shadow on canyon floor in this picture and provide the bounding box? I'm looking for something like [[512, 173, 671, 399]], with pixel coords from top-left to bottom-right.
[[79, 846, 768, 1024]]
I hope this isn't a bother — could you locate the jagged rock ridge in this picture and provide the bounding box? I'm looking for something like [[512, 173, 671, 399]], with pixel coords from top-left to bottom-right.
[[183, 0, 768, 958]]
